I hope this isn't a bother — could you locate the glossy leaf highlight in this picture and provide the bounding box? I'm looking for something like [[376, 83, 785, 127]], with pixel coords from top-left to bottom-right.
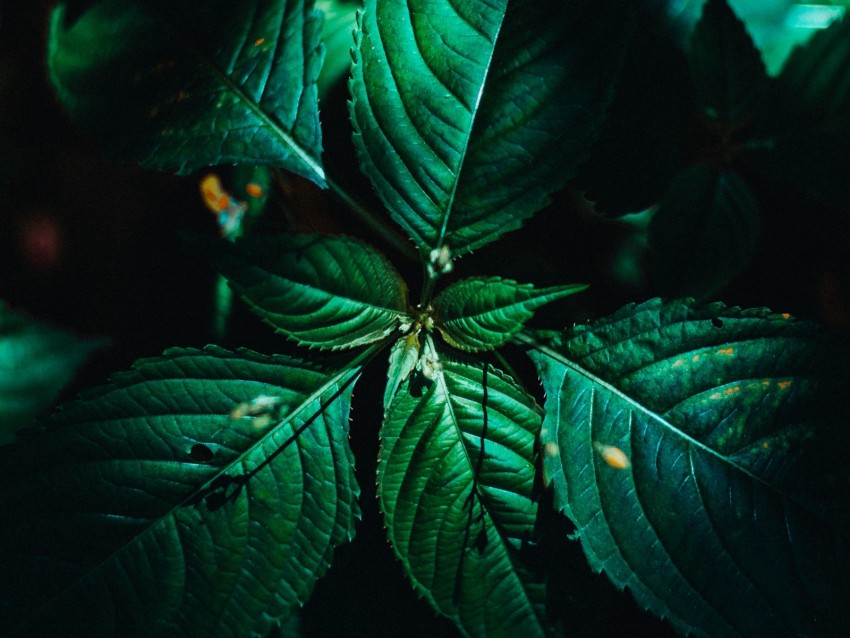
[[525, 298, 850, 638], [47, 0, 326, 184], [379, 338, 548, 637], [0, 346, 364, 636], [350, 0, 630, 257], [206, 233, 409, 349], [433, 277, 587, 351]]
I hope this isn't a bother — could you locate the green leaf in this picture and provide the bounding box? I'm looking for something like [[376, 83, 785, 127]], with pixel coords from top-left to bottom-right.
[[0, 345, 367, 636], [379, 337, 548, 638], [649, 164, 759, 299], [779, 14, 850, 119], [383, 332, 420, 412], [315, 0, 358, 98], [47, 0, 326, 185], [0, 304, 103, 443], [349, 0, 631, 258], [523, 298, 850, 638], [433, 277, 587, 351], [206, 233, 410, 349], [688, 0, 768, 125]]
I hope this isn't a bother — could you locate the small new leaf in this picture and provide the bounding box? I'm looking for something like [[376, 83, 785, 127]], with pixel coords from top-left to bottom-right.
[[433, 277, 587, 351], [47, 0, 326, 184], [205, 233, 410, 350], [523, 298, 850, 638]]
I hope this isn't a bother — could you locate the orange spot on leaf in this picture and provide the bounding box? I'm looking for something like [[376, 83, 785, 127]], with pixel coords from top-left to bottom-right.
[[254, 38, 265, 46], [778, 380, 792, 390], [717, 347, 734, 356], [593, 442, 631, 469], [723, 386, 741, 396], [245, 183, 264, 198], [781, 313, 791, 320]]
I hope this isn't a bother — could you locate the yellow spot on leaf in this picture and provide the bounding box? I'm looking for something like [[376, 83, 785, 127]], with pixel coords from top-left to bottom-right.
[[200, 174, 228, 213], [692, 354, 700, 362], [724, 386, 741, 396], [254, 38, 265, 46], [762, 380, 771, 386], [593, 442, 631, 469], [717, 347, 734, 356], [762, 441, 770, 449], [543, 441, 559, 458], [672, 358, 686, 368], [710, 392, 723, 400], [781, 313, 791, 320]]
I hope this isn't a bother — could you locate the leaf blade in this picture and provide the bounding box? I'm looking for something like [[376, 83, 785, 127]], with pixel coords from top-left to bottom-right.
[[206, 233, 410, 350], [433, 277, 587, 351], [524, 298, 850, 638], [0, 345, 367, 636], [47, 0, 326, 184], [349, 0, 631, 257], [379, 338, 548, 637], [0, 304, 103, 443]]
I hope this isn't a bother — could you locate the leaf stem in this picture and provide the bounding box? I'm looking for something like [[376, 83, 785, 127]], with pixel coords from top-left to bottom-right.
[[325, 175, 419, 263]]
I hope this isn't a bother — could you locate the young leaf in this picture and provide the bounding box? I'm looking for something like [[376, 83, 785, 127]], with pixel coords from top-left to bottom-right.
[[433, 277, 587, 351], [205, 233, 410, 349], [315, 0, 358, 98], [349, 0, 631, 258], [47, 0, 326, 185], [0, 345, 367, 636], [522, 298, 850, 638], [688, 0, 768, 125], [380, 337, 549, 638], [649, 164, 759, 299], [0, 304, 103, 443], [383, 332, 420, 412]]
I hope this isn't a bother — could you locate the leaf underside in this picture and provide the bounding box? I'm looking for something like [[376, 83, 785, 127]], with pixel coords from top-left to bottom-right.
[[349, 0, 631, 258], [206, 233, 409, 350], [379, 345, 548, 638], [526, 298, 850, 638], [47, 0, 326, 184], [0, 346, 362, 637]]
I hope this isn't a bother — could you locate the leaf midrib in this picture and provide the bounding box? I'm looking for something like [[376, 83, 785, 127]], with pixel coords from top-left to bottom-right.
[[516, 332, 828, 522], [13, 345, 380, 631]]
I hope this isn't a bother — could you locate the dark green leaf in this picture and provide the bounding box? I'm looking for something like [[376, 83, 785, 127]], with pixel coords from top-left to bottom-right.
[[688, 0, 768, 125], [0, 345, 366, 636], [380, 337, 548, 637], [649, 164, 759, 299], [779, 14, 850, 119], [0, 304, 103, 443], [578, 26, 692, 216], [524, 298, 850, 638], [47, 0, 326, 184], [349, 0, 631, 258], [741, 123, 850, 208], [206, 233, 410, 349], [433, 277, 587, 351]]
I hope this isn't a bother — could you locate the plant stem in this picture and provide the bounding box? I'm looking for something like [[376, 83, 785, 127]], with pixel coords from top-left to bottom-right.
[[325, 175, 419, 262]]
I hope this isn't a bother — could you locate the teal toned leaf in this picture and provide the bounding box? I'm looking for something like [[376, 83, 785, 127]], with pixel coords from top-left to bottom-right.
[[47, 0, 326, 184], [0, 304, 103, 443], [349, 0, 631, 258], [379, 337, 548, 637], [688, 0, 768, 124], [0, 345, 366, 636], [316, 0, 358, 98], [524, 298, 850, 638], [649, 164, 759, 299], [206, 233, 410, 349], [779, 14, 850, 119], [433, 277, 587, 351]]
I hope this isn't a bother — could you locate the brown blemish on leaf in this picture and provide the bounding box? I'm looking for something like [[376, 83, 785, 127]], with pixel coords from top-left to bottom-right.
[[254, 38, 265, 46], [778, 380, 792, 390]]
